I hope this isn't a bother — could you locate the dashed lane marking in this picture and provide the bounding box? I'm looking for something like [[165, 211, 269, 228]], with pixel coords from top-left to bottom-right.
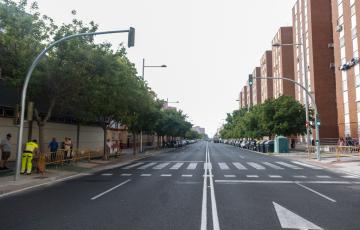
[[316, 175, 331, 179], [101, 173, 113, 176], [246, 175, 259, 178], [160, 174, 172, 177], [140, 174, 152, 177], [293, 175, 307, 178], [224, 175, 236, 178], [269, 175, 282, 178], [121, 173, 132, 177], [182, 174, 193, 177]]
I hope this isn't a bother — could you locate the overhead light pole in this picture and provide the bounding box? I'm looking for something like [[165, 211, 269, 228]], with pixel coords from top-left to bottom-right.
[[273, 39, 311, 152], [14, 27, 136, 181], [140, 58, 167, 153]]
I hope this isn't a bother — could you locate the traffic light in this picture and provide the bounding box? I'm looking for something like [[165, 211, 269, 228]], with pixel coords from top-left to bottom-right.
[[248, 74, 253, 86], [128, 27, 135, 48]]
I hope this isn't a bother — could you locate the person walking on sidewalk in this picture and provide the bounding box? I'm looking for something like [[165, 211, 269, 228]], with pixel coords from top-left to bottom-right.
[[21, 139, 39, 175], [0, 133, 12, 170], [48, 137, 59, 162]]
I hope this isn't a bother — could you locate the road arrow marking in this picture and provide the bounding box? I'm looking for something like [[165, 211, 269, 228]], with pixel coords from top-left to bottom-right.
[[273, 202, 323, 230]]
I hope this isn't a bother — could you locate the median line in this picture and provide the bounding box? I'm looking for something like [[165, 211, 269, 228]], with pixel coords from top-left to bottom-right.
[[91, 179, 131, 200]]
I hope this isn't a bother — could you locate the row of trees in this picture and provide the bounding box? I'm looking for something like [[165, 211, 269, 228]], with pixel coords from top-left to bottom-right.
[[0, 0, 195, 157], [220, 96, 309, 139]]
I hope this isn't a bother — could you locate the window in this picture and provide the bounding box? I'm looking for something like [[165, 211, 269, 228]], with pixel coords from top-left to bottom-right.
[[338, 16, 344, 26], [344, 102, 349, 114], [338, 2, 344, 17], [355, 74, 360, 87], [357, 87, 360, 101], [352, 27, 357, 39], [351, 5, 356, 16], [344, 79, 348, 91], [340, 36, 345, 47]]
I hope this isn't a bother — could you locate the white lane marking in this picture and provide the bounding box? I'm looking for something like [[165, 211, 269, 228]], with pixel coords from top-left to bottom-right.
[[269, 175, 282, 178], [204, 162, 212, 170], [91, 179, 131, 200], [219, 162, 230, 170], [273, 202, 323, 230], [182, 174, 193, 177], [263, 162, 284, 170], [187, 162, 198, 170], [200, 144, 208, 230], [247, 162, 266, 170], [215, 180, 360, 184], [160, 174, 172, 177], [232, 162, 247, 170], [121, 173, 132, 177], [293, 175, 307, 178], [101, 173, 113, 176], [138, 162, 157, 169], [342, 175, 359, 179], [123, 162, 144, 169], [276, 161, 302, 170], [207, 146, 220, 230], [292, 161, 322, 169], [140, 174, 152, 177], [296, 183, 336, 203], [246, 175, 259, 178], [224, 175, 236, 178], [153, 162, 170, 169], [170, 162, 184, 170], [316, 175, 331, 179]]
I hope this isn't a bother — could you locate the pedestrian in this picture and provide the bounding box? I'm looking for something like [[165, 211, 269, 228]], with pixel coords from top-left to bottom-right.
[[48, 137, 59, 162], [21, 139, 39, 175], [64, 137, 72, 161], [0, 133, 12, 170], [338, 137, 345, 146]]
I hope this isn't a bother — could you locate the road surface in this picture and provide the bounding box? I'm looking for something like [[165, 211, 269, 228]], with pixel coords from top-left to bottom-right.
[[0, 141, 359, 230]]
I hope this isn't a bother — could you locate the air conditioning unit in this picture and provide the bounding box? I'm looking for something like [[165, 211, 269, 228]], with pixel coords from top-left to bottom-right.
[[329, 63, 336, 68], [328, 43, 334, 48], [336, 25, 343, 32]]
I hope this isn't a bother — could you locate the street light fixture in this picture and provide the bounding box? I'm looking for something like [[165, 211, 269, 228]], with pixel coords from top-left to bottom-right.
[[140, 58, 167, 153], [272, 40, 312, 152], [14, 28, 136, 181]]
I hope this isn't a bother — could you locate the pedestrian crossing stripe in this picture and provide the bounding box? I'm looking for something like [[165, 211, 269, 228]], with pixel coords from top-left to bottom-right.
[[291, 161, 322, 170], [121, 161, 323, 171]]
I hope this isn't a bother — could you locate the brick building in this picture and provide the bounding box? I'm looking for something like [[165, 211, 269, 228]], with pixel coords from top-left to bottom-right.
[[272, 27, 296, 99], [332, 0, 360, 139], [252, 67, 262, 106], [260, 51, 273, 103], [241, 86, 248, 109], [238, 91, 243, 109], [293, 0, 339, 140]]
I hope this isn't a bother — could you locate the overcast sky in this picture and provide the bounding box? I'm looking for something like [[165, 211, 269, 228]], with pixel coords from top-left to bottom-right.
[[34, 0, 295, 137]]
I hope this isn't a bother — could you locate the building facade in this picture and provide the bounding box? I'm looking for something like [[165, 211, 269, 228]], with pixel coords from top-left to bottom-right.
[[293, 0, 339, 140], [272, 27, 296, 99], [241, 86, 248, 109], [238, 91, 243, 109], [332, 0, 360, 139], [260, 51, 273, 103], [246, 78, 253, 108], [252, 67, 262, 106]]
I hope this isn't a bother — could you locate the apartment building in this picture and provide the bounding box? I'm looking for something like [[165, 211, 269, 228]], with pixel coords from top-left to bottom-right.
[[252, 67, 262, 106], [246, 77, 253, 108], [293, 0, 339, 140], [260, 51, 273, 103], [272, 27, 296, 99], [332, 0, 360, 139]]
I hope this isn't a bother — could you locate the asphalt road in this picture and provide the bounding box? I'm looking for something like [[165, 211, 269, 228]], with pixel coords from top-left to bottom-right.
[[0, 141, 359, 230]]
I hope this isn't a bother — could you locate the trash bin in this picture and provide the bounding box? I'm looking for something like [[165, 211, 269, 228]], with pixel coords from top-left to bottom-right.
[[275, 136, 289, 153], [265, 140, 274, 153]]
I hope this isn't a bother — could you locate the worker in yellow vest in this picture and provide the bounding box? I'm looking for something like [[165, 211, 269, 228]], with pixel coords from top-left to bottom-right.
[[21, 139, 39, 175]]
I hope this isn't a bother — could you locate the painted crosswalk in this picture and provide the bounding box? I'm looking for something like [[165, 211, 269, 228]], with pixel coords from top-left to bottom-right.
[[170, 162, 184, 170], [219, 162, 230, 170], [247, 162, 266, 170], [121, 161, 324, 171], [153, 162, 170, 170]]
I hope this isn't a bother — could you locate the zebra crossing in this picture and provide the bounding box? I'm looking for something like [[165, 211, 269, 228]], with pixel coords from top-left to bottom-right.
[[104, 160, 359, 180], [119, 160, 321, 171]]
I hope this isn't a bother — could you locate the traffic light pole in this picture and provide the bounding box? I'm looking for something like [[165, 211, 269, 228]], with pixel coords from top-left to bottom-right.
[[14, 28, 135, 181], [249, 76, 321, 160]]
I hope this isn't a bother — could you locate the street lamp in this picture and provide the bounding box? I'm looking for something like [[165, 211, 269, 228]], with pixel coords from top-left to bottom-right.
[[14, 28, 135, 181], [140, 58, 167, 153], [272, 40, 312, 152]]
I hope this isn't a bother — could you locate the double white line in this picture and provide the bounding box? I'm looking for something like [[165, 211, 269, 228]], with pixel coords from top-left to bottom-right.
[[201, 143, 220, 230]]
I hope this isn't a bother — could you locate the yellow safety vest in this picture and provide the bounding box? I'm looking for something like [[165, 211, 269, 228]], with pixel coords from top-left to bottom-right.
[[25, 142, 38, 153]]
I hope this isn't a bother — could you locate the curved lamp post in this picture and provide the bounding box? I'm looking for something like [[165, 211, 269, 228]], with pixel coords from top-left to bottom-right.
[[14, 27, 136, 180]]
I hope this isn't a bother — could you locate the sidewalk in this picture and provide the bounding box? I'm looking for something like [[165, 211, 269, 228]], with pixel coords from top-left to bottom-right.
[[276, 152, 360, 177], [0, 147, 169, 198]]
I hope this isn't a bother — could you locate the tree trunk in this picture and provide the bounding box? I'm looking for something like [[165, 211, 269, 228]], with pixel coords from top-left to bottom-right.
[[103, 125, 108, 160], [27, 120, 33, 141], [133, 132, 136, 156], [38, 121, 45, 154], [76, 123, 80, 152]]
